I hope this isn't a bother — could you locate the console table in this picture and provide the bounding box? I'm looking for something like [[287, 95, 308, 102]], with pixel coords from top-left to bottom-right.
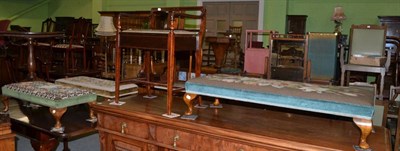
[[92, 94, 391, 151]]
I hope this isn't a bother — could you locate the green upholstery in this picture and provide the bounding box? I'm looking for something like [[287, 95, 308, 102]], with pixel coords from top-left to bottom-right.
[[2, 81, 97, 108]]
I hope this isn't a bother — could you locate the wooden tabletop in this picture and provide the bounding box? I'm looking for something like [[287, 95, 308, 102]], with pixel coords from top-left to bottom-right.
[[93, 94, 391, 150]]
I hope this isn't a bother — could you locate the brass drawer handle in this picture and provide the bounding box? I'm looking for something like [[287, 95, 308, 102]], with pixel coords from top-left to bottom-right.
[[173, 135, 180, 148], [121, 122, 127, 134]]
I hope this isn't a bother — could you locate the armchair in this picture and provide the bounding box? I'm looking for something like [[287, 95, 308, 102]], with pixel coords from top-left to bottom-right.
[[340, 24, 388, 99]]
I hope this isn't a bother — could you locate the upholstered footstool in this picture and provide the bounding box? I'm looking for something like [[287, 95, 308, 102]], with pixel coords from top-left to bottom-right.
[[1, 81, 97, 133], [55, 76, 138, 99]]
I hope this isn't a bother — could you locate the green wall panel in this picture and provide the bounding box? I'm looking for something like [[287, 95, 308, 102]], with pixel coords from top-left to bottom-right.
[[287, 0, 400, 35], [103, 0, 167, 11], [0, 0, 49, 32], [1, 0, 400, 33], [48, 0, 92, 19]]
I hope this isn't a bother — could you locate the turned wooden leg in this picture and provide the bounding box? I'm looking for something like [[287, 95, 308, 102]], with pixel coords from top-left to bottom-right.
[[353, 118, 372, 149], [1, 96, 9, 113], [183, 93, 197, 115], [213, 98, 221, 106], [198, 96, 203, 106], [30, 132, 59, 151], [87, 102, 97, 122], [49, 107, 67, 132]]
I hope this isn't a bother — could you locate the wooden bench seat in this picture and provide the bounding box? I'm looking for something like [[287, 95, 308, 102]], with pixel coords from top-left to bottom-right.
[[1, 81, 97, 133], [183, 74, 375, 150]]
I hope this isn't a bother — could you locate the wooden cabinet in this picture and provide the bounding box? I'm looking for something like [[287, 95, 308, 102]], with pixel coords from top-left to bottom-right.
[[378, 16, 400, 38], [270, 34, 309, 82], [286, 15, 307, 34], [92, 94, 391, 151]]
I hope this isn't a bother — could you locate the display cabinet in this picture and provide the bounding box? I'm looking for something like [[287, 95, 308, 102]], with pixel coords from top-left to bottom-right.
[[378, 16, 400, 38], [270, 34, 309, 82], [286, 15, 308, 34]]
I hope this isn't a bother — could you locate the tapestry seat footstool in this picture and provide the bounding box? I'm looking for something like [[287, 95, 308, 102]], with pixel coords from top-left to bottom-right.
[[183, 74, 375, 150], [1, 81, 97, 133], [55, 76, 138, 99]]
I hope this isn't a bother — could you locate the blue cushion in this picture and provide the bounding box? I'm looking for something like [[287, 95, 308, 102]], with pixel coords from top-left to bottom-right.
[[185, 74, 374, 120]]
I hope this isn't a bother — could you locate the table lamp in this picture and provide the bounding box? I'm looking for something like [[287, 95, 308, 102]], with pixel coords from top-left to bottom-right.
[[331, 6, 346, 33]]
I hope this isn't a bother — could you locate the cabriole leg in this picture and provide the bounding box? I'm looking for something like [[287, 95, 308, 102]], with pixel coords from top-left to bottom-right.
[[353, 118, 372, 150], [49, 107, 68, 133]]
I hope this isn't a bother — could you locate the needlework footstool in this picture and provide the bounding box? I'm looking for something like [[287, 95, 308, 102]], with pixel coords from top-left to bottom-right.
[[55, 76, 138, 99], [183, 74, 375, 150], [1, 81, 97, 133]]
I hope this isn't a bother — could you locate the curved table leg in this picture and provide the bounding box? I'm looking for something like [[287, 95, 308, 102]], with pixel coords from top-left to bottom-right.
[[183, 93, 197, 115], [353, 118, 372, 150], [49, 107, 67, 133]]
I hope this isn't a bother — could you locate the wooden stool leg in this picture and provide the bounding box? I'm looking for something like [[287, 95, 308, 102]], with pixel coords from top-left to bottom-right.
[[183, 93, 197, 115], [210, 98, 223, 108], [49, 107, 67, 133], [353, 118, 372, 150], [1, 95, 9, 113], [87, 102, 97, 123]]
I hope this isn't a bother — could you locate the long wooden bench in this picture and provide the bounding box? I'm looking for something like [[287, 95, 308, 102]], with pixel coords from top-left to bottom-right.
[[183, 74, 375, 150], [1, 81, 97, 133]]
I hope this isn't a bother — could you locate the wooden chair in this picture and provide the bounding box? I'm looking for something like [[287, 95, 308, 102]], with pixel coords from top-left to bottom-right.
[[42, 18, 56, 32], [52, 17, 91, 72], [340, 24, 388, 100]]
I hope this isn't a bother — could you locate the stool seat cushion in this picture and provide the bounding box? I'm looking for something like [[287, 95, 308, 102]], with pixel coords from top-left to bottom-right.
[[55, 76, 138, 98], [2, 81, 96, 108], [185, 74, 375, 120]]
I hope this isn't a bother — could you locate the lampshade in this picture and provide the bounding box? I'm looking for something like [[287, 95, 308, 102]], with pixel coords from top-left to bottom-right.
[[331, 6, 346, 21], [95, 16, 116, 36]]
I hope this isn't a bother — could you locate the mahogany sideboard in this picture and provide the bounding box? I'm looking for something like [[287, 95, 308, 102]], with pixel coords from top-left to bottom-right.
[[0, 114, 15, 151], [92, 94, 391, 151]]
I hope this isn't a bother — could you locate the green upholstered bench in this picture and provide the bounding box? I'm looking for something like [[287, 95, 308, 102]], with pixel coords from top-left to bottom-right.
[[183, 74, 375, 150], [1, 81, 97, 133], [55, 76, 138, 99]]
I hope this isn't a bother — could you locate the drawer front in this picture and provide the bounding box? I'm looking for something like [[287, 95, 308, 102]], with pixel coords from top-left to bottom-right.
[[100, 114, 149, 139], [107, 134, 147, 151], [156, 126, 220, 150]]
